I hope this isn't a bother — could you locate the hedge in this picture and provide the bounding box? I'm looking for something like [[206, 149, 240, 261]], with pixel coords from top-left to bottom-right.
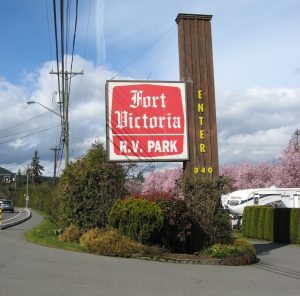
[[109, 198, 164, 244], [290, 208, 300, 244], [263, 207, 274, 241], [242, 206, 252, 237], [257, 207, 267, 240], [243, 206, 300, 243]]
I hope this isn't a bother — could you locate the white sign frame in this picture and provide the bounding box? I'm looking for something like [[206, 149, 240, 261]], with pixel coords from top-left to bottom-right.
[[106, 80, 189, 162]]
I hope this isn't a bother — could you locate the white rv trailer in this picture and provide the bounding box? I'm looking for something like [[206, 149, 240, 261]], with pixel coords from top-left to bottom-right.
[[221, 187, 300, 225]]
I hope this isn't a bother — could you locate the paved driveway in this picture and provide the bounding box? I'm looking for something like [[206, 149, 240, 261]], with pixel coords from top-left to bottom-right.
[[0, 212, 299, 296]]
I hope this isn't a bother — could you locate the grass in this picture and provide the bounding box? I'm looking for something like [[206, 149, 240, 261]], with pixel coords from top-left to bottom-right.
[[25, 212, 257, 265], [25, 213, 87, 253], [233, 230, 244, 239]]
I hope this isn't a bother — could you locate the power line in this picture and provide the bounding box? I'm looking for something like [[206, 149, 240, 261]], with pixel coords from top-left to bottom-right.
[[0, 124, 61, 145], [110, 25, 176, 80], [0, 111, 53, 135], [52, 0, 62, 104], [0, 123, 60, 140]]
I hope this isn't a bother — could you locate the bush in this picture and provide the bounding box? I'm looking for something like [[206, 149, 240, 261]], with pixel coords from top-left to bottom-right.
[[58, 224, 82, 243], [249, 207, 260, 238], [203, 239, 257, 265], [203, 244, 243, 259], [263, 207, 274, 240], [53, 143, 126, 229], [212, 209, 233, 245], [257, 207, 268, 239], [79, 228, 145, 258], [181, 176, 231, 249], [155, 198, 193, 252], [16, 183, 55, 216], [290, 209, 300, 244], [234, 239, 256, 257], [109, 198, 164, 244], [242, 206, 253, 237]]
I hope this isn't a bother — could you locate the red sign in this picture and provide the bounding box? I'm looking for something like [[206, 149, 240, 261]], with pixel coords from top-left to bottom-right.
[[106, 81, 188, 161]]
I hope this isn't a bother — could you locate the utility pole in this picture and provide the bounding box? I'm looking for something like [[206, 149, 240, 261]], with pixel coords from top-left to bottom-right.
[[26, 168, 29, 208], [50, 70, 83, 165], [50, 146, 61, 187]]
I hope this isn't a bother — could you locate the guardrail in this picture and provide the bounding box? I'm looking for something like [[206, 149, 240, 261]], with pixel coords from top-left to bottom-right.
[[0, 208, 32, 230]]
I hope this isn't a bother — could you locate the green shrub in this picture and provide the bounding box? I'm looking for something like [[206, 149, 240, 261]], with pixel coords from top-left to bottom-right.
[[16, 183, 55, 216], [242, 206, 253, 237], [79, 228, 145, 257], [249, 207, 260, 238], [181, 176, 231, 249], [203, 239, 257, 265], [155, 198, 193, 252], [257, 207, 268, 239], [53, 143, 126, 229], [109, 198, 164, 244], [212, 209, 233, 245], [58, 224, 82, 243], [203, 244, 243, 259], [234, 238, 256, 257], [263, 207, 274, 241], [290, 209, 300, 244]]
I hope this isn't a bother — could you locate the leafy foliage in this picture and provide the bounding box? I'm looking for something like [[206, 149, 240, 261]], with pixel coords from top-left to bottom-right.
[[203, 243, 243, 259], [79, 228, 145, 257], [155, 198, 193, 252], [263, 208, 274, 241], [290, 209, 300, 244], [16, 182, 55, 216], [257, 207, 268, 239], [249, 207, 260, 238], [30, 150, 44, 185], [58, 224, 82, 243], [53, 142, 126, 229], [109, 198, 164, 244], [181, 176, 231, 249], [203, 239, 257, 265]]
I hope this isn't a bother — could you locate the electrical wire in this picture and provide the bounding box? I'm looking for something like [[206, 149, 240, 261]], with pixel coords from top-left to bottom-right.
[[0, 124, 61, 145], [146, 27, 176, 80], [52, 0, 62, 104], [0, 111, 52, 135], [0, 123, 61, 140], [110, 25, 176, 80], [68, 0, 79, 96]]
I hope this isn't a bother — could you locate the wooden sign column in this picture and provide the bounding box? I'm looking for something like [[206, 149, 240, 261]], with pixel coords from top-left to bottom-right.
[[176, 14, 219, 180]]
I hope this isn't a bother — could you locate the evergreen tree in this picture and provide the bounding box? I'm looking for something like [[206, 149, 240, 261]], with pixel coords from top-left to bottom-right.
[[31, 150, 44, 185]]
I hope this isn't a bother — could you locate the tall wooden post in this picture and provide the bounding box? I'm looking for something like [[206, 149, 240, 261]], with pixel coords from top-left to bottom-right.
[[176, 14, 219, 180]]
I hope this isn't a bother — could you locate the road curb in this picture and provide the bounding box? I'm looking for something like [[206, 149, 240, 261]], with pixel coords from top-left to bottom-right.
[[0, 208, 32, 230]]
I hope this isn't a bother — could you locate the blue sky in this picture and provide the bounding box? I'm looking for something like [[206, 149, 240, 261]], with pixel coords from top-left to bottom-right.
[[0, 0, 299, 175]]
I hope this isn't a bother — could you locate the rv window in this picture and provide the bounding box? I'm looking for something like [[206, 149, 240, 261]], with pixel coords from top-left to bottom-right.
[[229, 200, 240, 206]]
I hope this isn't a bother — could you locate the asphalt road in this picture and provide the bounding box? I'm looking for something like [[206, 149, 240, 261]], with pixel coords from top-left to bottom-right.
[[0, 212, 299, 296], [1, 208, 30, 229]]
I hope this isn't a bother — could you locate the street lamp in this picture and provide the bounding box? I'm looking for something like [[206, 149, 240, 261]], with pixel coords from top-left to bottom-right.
[[26, 99, 69, 167], [26, 100, 61, 117]]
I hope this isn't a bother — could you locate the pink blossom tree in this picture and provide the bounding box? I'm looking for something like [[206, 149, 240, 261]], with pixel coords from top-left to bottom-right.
[[142, 167, 182, 195], [220, 162, 274, 191], [273, 144, 300, 187]]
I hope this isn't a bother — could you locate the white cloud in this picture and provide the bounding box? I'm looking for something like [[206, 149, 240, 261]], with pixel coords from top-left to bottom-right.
[[1, 56, 300, 175], [217, 87, 300, 165]]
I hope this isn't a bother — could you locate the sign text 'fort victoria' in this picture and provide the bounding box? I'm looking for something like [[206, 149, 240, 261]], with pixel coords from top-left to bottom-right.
[[106, 81, 188, 161]]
